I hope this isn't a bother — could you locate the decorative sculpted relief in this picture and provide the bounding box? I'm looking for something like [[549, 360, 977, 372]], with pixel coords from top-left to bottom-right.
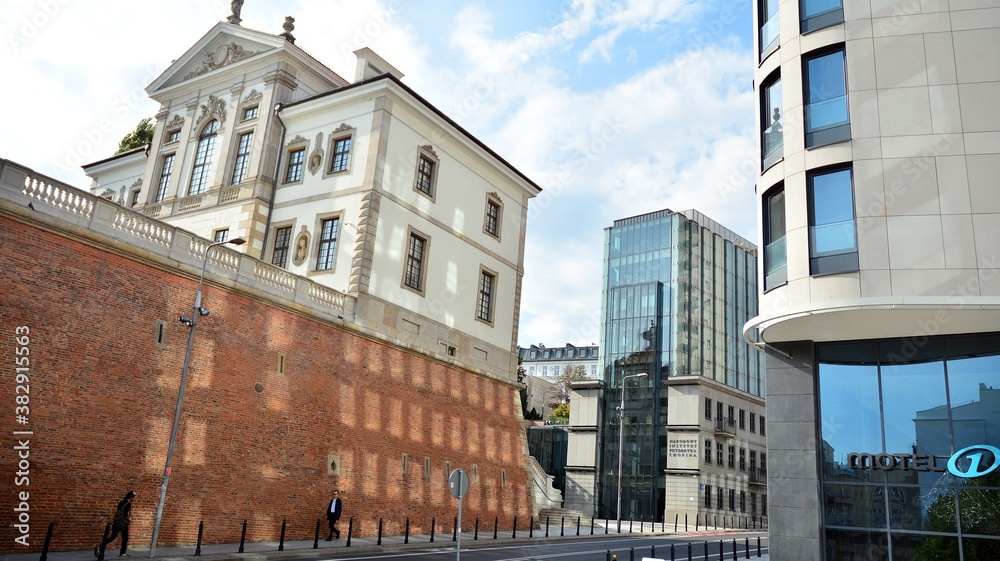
[[292, 226, 310, 266], [308, 132, 325, 176], [166, 114, 184, 128], [198, 95, 228, 124], [420, 144, 438, 158], [182, 42, 261, 81], [287, 135, 308, 146], [243, 89, 263, 103], [334, 123, 352, 133]]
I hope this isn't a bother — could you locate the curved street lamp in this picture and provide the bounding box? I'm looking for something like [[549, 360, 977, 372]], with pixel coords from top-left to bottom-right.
[[616, 372, 647, 528], [149, 237, 245, 556]]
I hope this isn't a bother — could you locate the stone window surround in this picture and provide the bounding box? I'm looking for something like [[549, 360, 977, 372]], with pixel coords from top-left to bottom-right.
[[308, 211, 343, 276], [283, 136, 309, 186], [412, 145, 439, 202], [401, 226, 431, 296], [483, 192, 503, 240], [324, 125, 356, 178], [475, 264, 498, 327], [266, 219, 297, 268]]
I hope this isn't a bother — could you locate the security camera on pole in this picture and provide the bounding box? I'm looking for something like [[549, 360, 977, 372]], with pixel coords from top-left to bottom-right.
[[449, 468, 471, 561]]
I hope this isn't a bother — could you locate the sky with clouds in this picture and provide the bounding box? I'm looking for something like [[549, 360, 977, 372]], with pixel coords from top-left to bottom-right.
[[0, 0, 759, 348]]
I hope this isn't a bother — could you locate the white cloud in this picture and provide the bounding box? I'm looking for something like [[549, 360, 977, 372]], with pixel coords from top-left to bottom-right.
[[0, 0, 757, 349]]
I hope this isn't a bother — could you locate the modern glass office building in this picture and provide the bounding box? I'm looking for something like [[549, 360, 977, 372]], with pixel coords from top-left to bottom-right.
[[597, 209, 765, 521], [748, 0, 1000, 556]]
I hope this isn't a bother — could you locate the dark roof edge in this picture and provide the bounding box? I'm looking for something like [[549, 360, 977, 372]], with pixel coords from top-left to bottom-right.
[[283, 74, 542, 193], [82, 144, 149, 171]]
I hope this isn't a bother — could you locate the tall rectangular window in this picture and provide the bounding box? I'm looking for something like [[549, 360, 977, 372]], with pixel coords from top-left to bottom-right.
[[718, 488, 723, 511], [750, 412, 757, 433], [705, 398, 712, 420], [808, 166, 858, 274], [477, 269, 496, 323], [729, 489, 736, 511], [285, 148, 305, 183], [740, 491, 747, 512], [705, 485, 713, 507], [155, 154, 175, 203], [761, 417, 766, 437], [705, 439, 713, 464], [739, 409, 746, 430], [804, 48, 850, 147], [484, 198, 501, 238], [717, 443, 724, 465], [740, 448, 747, 471], [762, 77, 783, 168], [316, 217, 340, 271], [404, 232, 426, 291], [271, 226, 292, 268], [415, 155, 435, 196], [801, 0, 844, 32], [189, 120, 218, 195], [764, 187, 787, 289], [760, 0, 780, 59], [728, 445, 736, 468], [330, 137, 351, 173], [231, 131, 253, 185]]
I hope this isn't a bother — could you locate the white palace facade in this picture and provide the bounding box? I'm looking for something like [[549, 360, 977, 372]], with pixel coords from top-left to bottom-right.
[[82, 13, 541, 385]]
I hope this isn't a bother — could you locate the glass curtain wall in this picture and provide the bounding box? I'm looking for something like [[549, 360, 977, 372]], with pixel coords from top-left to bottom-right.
[[818, 334, 1000, 560], [599, 210, 764, 522]]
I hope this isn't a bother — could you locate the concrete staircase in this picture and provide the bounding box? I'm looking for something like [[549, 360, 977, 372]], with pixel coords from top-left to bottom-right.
[[535, 507, 595, 531]]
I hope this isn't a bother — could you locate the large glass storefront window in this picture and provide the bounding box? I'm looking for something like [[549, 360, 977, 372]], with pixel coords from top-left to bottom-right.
[[819, 334, 1000, 560]]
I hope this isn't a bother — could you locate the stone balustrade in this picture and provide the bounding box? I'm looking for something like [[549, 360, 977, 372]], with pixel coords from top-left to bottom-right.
[[0, 158, 355, 324]]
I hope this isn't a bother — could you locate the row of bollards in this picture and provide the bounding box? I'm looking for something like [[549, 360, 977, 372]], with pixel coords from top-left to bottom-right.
[[606, 536, 764, 560], [64, 513, 763, 561]]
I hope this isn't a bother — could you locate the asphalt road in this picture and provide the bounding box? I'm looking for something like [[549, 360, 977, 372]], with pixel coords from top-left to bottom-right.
[[273, 531, 769, 561]]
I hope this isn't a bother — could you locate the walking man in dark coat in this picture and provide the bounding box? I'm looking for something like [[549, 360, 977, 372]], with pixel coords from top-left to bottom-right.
[[325, 490, 343, 540], [96, 490, 135, 557]]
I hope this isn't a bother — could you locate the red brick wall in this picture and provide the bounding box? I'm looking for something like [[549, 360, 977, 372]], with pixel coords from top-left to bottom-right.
[[0, 216, 532, 552]]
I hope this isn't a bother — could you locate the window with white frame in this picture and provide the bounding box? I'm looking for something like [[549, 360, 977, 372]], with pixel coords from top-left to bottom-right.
[[213, 229, 229, 243], [484, 196, 502, 238], [155, 154, 175, 203], [231, 131, 253, 185], [188, 120, 218, 195], [403, 230, 428, 293], [242, 106, 259, 120], [477, 268, 496, 324], [413, 148, 438, 199], [316, 217, 340, 271], [329, 136, 352, 173], [285, 148, 305, 183], [271, 226, 292, 268]]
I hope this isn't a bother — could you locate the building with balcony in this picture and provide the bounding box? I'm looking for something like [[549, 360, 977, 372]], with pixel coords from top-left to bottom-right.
[[564, 209, 766, 525], [748, 0, 1000, 557], [81, 11, 540, 385], [518, 344, 601, 382]]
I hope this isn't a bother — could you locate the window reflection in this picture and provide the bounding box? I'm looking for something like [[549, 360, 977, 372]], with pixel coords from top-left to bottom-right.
[[818, 335, 1000, 559]]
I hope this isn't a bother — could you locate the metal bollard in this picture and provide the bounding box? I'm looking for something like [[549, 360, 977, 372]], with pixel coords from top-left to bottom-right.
[[474, 517, 480, 540], [346, 517, 354, 547], [560, 516, 565, 537], [704, 541, 709, 561], [696, 513, 699, 531], [688, 541, 692, 560], [590, 517, 594, 535], [278, 518, 287, 551], [757, 536, 762, 557], [454, 516, 458, 542], [512, 516, 517, 539], [685, 513, 688, 532], [431, 517, 436, 543], [377, 518, 383, 546], [670, 543, 676, 561], [404, 517, 410, 544], [745, 537, 751, 559], [195, 521, 204, 556], [641, 519, 644, 533], [732, 538, 738, 561], [97, 523, 110, 561], [577, 516, 581, 536], [630, 546, 635, 561], [313, 518, 320, 549], [529, 517, 534, 538], [651, 545, 655, 558], [545, 516, 550, 538], [494, 516, 499, 540], [674, 513, 678, 532], [605, 518, 609, 534], [629, 518, 633, 534], [239, 520, 247, 553], [39, 520, 57, 561]]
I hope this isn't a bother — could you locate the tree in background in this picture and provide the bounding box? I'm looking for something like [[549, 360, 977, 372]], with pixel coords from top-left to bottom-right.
[[551, 403, 569, 423], [549, 364, 589, 408], [116, 118, 155, 153]]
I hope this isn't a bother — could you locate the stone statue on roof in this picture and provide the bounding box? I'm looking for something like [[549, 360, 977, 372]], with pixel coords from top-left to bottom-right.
[[228, 0, 244, 25]]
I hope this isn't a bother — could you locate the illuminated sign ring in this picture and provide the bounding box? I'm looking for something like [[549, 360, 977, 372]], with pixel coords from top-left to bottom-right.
[[947, 445, 1000, 479]]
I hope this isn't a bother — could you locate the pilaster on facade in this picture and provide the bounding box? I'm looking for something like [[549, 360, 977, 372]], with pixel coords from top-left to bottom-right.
[[348, 190, 380, 295]]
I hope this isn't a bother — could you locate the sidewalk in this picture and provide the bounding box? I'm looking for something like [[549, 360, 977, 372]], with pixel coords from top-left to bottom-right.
[[1, 523, 767, 561]]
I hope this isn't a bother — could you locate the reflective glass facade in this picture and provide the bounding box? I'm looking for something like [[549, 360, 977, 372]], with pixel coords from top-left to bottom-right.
[[819, 334, 1000, 560], [599, 209, 763, 521]]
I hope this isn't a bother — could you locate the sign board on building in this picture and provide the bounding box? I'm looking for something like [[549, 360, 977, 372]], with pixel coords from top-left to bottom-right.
[[666, 433, 700, 471]]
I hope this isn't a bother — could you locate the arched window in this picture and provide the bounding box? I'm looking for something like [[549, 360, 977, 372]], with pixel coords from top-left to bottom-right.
[[189, 120, 218, 195]]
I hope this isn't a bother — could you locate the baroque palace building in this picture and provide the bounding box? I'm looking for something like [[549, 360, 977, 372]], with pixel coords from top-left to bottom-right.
[[0, 6, 540, 554], [748, 0, 1000, 558]]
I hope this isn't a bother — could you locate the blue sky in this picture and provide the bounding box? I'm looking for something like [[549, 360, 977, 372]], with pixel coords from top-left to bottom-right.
[[0, 0, 759, 347]]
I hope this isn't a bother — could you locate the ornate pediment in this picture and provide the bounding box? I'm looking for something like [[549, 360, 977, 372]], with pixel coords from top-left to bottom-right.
[[199, 95, 227, 124], [334, 123, 352, 133], [420, 144, 438, 158], [166, 114, 185, 128], [131, 178, 143, 187], [287, 135, 308, 146], [182, 41, 261, 81]]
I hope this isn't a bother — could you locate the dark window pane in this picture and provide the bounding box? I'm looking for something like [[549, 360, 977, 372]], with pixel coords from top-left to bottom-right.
[[803, 0, 842, 19], [820, 361, 883, 482], [824, 528, 890, 561], [272, 226, 292, 268], [331, 137, 351, 172], [893, 532, 959, 561], [285, 149, 304, 183], [316, 218, 339, 271], [962, 536, 1000, 559]]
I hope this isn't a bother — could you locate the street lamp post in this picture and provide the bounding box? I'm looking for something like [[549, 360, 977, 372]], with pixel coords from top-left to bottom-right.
[[149, 237, 245, 557], [616, 372, 647, 528]]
